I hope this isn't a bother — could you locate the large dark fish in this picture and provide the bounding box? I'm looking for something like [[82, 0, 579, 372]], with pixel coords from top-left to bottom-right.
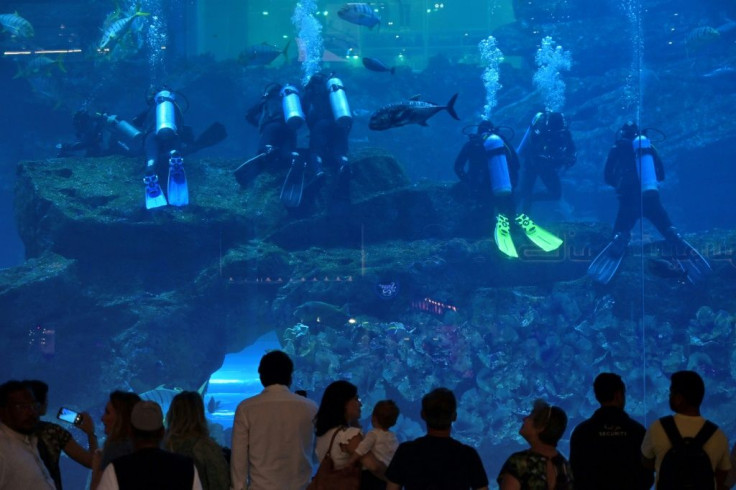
[[362, 57, 394, 74], [239, 40, 290, 66], [369, 94, 459, 131], [337, 3, 381, 29], [293, 301, 352, 326]]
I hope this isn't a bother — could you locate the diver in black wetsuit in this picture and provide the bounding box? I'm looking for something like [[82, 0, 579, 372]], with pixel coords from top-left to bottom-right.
[[236, 82, 299, 186], [516, 110, 576, 213], [453, 120, 519, 217], [588, 121, 711, 284], [301, 72, 352, 181]]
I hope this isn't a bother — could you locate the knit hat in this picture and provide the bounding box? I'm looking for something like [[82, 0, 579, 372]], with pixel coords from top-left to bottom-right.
[[130, 401, 163, 431]]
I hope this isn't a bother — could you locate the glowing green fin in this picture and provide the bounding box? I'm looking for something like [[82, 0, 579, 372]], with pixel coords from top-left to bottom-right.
[[494, 214, 518, 258], [515, 213, 563, 252]]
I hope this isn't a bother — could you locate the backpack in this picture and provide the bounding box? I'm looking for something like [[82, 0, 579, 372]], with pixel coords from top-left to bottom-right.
[[657, 415, 718, 490]]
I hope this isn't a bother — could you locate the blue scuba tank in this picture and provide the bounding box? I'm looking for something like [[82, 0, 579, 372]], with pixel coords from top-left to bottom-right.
[[633, 135, 658, 192], [484, 134, 512, 195], [105, 114, 142, 148], [154, 90, 177, 140], [280, 84, 305, 130], [326, 77, 352, 127]]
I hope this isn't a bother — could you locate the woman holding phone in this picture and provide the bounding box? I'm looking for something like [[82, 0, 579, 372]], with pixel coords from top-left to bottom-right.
[[23, 379, 98, 490]]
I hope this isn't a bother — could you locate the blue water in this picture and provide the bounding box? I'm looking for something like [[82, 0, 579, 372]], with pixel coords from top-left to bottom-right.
[[204, 330, 281, 430]]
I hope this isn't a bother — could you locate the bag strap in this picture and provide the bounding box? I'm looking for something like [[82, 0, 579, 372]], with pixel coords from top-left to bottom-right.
[[325, 426, 344, 458], [693, 420, 718, 447], [660, 416, 719, 448], [660, 416, 683, 447]]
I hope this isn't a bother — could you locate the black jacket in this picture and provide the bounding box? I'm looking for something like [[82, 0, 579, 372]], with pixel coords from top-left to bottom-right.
[[569, 406, 653, 490]]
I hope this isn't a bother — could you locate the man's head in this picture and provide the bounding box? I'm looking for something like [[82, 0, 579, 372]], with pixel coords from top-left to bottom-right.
[[421, 388, 457, 431], [259, 350, 294, 387], [130, 400, 164, 446], [546, 111, 566, 132], [594, 372, 625, 407], [669, 370, 705, 413], [620, 121, 639, 140], [0, 380, 40, 435]]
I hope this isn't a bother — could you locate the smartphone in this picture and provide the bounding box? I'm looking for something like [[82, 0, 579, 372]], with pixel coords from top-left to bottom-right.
[[57, 407, 83, 425]]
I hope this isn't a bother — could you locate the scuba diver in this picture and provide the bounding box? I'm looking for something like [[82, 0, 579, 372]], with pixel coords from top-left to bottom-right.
[[56, 110, 143, 158], [137, 86, 227, 209], [234, 82, 306, 207], [587, 121, 711, 284], [455, 120, 563, 258], [516, 110, 576, 214], [300, 71, 353, 209]]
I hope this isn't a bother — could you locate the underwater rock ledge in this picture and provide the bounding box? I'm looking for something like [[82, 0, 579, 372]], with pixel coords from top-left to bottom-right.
[[3, 149, 736, 421]]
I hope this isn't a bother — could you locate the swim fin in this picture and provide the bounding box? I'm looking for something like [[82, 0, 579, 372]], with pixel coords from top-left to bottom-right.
[[672, 237, 712, 284], [144, 174, 168, 209], [189, 122, 227, 154], [234, 151, 268, 186], [494, 214, 518, 258], [280, 152, 306, 208], [514, 214, 563, 252], [167, 151, 189, 206], [587, 234, 629, 284]]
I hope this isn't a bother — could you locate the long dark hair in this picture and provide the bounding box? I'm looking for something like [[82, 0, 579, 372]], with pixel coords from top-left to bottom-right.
[[107, 391, 141, 443], [314, 380, 357, 437]]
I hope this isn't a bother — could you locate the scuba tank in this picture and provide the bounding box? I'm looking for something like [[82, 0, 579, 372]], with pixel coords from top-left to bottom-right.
[[154, 90, 177, 140], [515, 112, 542, 154], [326, 77, 352, 128], [484, 134, 512, 195], [280, 84, 305, 130], [633, 134, 658, 192], [103, 114, 142, 148]]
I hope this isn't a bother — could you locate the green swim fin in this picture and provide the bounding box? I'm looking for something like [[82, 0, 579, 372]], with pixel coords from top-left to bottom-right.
[[494, 214, 518, 258], [515, 213, 563, 252]]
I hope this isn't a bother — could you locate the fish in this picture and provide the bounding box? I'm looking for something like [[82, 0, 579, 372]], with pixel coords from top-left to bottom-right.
[[293, 301, 352, 326], [368, 94, 460, 131], [98, 9, 150, 50], [647, 258, 687, 280], [684, 26, 720, 50], [206, 396, 221, 414], [362, 57, 395, 74], [0, 12, 34, 38], [238, 40, 290, 66], [14, 55, 65, 79], [337, 3, 381, 29], [138, 385, 182, 416]]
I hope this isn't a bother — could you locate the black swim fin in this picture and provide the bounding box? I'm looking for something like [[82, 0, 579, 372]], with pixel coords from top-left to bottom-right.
[[280, 152, 306, 208], [587, 234, 629, 284], [671, 237, 712, 284], [234, 152, 268, 186], [189, 122, 227, 154]]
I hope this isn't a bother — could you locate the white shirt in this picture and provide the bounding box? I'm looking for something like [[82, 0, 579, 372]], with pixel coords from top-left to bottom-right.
[[641, 413, 731, 485], [231, 384, 318, 490], [315, 426, 363, 470], [97, 461, 203, 490], [354, 428, 399, 466], [0, 422, 56, 490]]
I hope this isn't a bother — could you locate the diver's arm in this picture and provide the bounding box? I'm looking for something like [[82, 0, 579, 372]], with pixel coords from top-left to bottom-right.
[[453, 144, 470, 181]]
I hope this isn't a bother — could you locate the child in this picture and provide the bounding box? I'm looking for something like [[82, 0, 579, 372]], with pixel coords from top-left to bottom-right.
[[349, 400, 400, 490]]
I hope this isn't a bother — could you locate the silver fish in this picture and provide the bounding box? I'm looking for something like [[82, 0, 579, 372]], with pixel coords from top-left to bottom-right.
[[238, 40, 290, 66], [362, 57, 395, 74], [98, 10, 149, 50], [0, 12, 34, 38], [337, 3, 381, 29], [369, 94, 459, 131]]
